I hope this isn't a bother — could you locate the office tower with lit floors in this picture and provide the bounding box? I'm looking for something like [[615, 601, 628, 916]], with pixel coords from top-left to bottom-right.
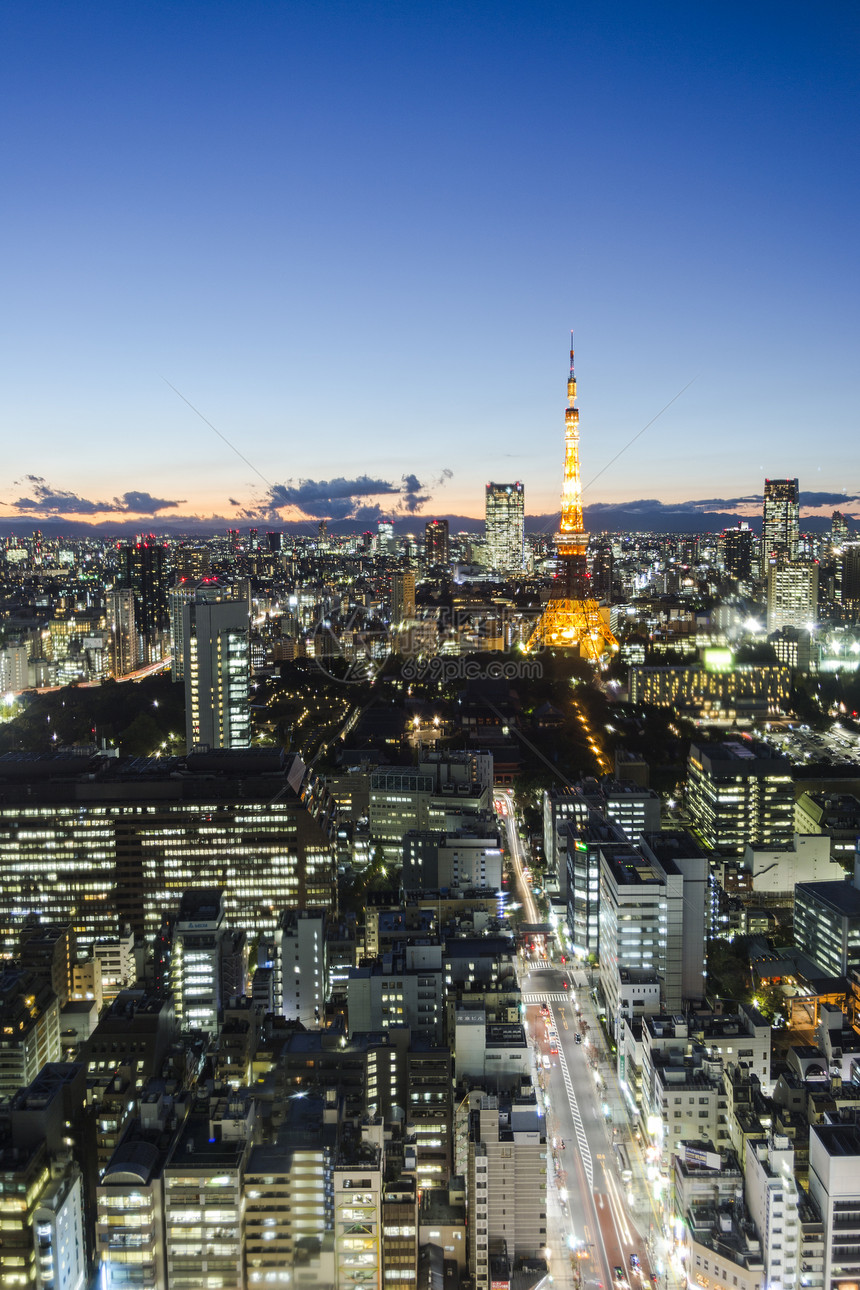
[[377, 516, 395, 554], [121, 537, 169, 662], [390, 570, 416, 623], [485, 482, 524, 573], [686, 739, 794, 853], [171, 887, 244, 1034], [762, 478, 800, 564], [766, 559, 819, 632], [183, 582, 250, 752], [722, 523, 755, 581], [424, 518, 449, 566], [106, 589, 138, 677]]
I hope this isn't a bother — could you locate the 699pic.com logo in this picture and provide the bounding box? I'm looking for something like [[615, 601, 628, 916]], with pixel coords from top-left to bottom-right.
[[310, 612, 388, 684]]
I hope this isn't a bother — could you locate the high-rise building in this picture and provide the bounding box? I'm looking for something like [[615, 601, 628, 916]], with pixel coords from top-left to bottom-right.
[[121, 538, 169, 660], [485, 482, 524, 573], [597, 831, 708, 1027], [266, 530, 282, 553], [163, 1102, 251, 1288], [106, 588, 138, 677], [808, 1124, 860, 1290], [334, 1140, 383, 1289], [0, 749, 336, 951], [0, 642, 30, 694], [722, 523, 755, 580], [841, 541, 860, 620], [0, 1141, 86, 1290], [273, 908, 327, 1026], [762, 478, 800, 564], [183, 584, 250, 752], [243, 1098, 336, 1285], [19, 922, 75, 1007], [0, 968, 61, 1096], [466, 1091, 547, 1286], [171, 888, 245, 1033], [171, 545, 210, 583], [424, 518, 449, 566], [686, 739, 794, 854], [766, 558, 819, 632], [590, 542, 614, 602], [390, 570, 416, 623], [794, 880, 860, 977], [831, 509, 849, 550], [377, 516, 395, 554], [167, 583, 194, 681]]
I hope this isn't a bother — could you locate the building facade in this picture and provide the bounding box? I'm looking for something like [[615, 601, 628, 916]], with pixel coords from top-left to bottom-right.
[[484, 482, 524, 574], [183, 585, 250, 752], [762, 479, 800, 564]]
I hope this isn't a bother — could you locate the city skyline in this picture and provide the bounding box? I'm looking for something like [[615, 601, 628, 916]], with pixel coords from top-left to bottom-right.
[[2, 2, 858, 529]]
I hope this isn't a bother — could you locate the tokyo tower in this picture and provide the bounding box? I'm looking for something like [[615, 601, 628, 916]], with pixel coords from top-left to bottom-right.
[[526, 338, 618, 661]]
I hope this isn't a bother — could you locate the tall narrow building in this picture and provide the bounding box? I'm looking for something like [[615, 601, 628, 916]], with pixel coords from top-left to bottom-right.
[[106, 589, 138, 678], [527, 338, 617, 659], [121, 538, 169, 661], [722, 523, 755, 580], [424, 518, 449, 567], [762, 478, 800, 564], [485, 483, 524, 573], [390, 571, 416, 622], [183, 583, 250, 752], [767, 559, 819, 632]]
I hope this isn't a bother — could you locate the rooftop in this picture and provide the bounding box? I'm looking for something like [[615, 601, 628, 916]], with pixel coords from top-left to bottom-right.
[[796, 880, 860, 917]]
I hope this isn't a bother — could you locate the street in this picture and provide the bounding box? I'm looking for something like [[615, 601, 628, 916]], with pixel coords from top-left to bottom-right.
[[521, 962, 658, 1290], [501, 790, 664, 1290]]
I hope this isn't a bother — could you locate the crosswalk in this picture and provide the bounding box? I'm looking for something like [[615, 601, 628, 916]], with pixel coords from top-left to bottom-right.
[[524, 958, 556, 971], [521, 992, 570, 1004], [550, 1001, 593, 1188]]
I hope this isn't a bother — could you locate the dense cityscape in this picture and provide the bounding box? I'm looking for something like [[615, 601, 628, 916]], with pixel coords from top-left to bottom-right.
[[1, 342, 860, 1290], [3, 1, 858, 1287]]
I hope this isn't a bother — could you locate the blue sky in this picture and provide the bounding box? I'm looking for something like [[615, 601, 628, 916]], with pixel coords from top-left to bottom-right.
[[1, 1, 858, 529]]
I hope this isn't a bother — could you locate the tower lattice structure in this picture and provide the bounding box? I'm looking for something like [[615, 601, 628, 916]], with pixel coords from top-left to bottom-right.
[[527, 340, 618, 661]]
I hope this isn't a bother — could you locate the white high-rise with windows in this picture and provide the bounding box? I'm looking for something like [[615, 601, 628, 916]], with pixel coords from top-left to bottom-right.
[[485, 482, 525, 573], [183, 583, 250, 752], [106, 590, 138, 678], [767, 559, 819, 633], [277, 908, 327, 1026]]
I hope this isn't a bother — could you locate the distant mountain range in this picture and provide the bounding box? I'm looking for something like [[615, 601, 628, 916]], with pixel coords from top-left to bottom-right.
[[0, 505, 852, 540]]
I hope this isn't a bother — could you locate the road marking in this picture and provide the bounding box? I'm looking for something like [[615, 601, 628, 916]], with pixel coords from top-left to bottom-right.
[[550, 1002, 593, 1189], [525, 959, 556, 970], [522, 992, 570, 1003]]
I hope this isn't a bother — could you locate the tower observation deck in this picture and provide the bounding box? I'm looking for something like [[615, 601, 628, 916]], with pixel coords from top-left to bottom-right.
[[526, 340, 618, 661]]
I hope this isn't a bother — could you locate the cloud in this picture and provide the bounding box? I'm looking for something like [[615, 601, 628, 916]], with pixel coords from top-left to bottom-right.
[[686, 495, 762, 510], [8, 477, 184, 516], [113, 491, 184, 513], [265, 475, 397, 520], [263, 469, 453, 521], [399, 473, 430, 514], [800, 491, 860, 508]]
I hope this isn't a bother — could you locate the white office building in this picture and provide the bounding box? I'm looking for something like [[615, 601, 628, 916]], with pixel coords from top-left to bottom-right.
[[277, 908, 327, 1026], [183, 584, 250, 752]]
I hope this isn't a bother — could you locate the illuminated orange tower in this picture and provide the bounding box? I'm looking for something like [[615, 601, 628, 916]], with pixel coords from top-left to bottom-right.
[[527, 338, 618, 660]]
